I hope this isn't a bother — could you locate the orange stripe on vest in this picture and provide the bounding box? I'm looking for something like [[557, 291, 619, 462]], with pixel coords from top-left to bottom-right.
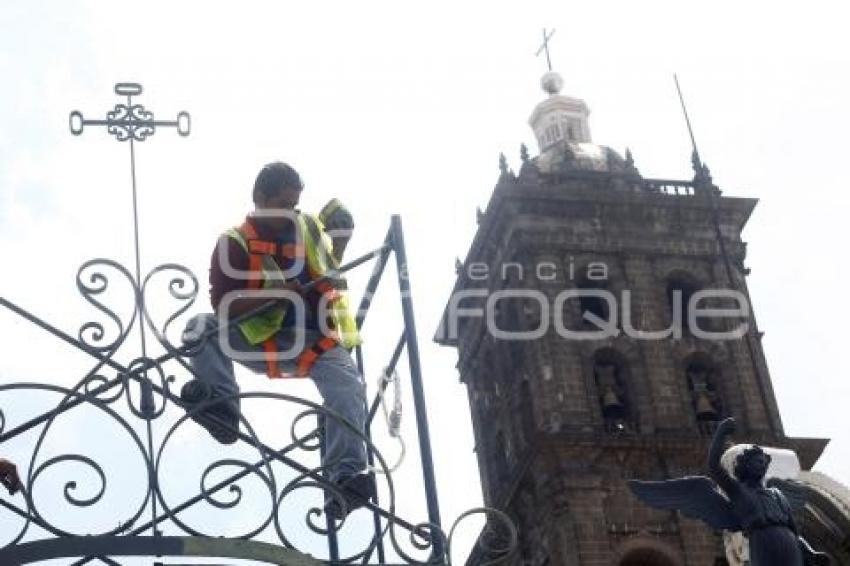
[[237, 218, 340, 378], [264, 335, 339, 379]]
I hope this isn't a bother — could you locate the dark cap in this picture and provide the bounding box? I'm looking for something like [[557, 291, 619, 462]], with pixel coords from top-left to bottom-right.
[[253, 161, 303, 204]]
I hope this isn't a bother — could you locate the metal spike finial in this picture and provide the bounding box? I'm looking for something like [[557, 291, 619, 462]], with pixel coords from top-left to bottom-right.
[[499, 152, 508, 174], [675, 75, 714, 187], [675, 75, 701, 159]]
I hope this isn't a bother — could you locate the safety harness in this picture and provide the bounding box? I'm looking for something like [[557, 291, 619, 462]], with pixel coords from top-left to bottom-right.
[[237, 218, 341, 379]]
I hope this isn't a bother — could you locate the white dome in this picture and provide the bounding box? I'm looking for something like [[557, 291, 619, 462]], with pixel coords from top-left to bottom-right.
[[533, 141, 627, 174]]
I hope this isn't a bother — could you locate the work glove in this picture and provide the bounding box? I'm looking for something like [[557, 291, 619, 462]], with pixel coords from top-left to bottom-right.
[[319, 198, 354, 234]]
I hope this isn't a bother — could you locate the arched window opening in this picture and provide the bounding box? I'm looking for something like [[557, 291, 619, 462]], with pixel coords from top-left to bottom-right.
[[685, 354, 723, 434], [581, 293, 608, 324], [666, 272, 700, 337], [578, 274, 612, 327], [593, 349, 631, 434], [496, 293, 541, 338]]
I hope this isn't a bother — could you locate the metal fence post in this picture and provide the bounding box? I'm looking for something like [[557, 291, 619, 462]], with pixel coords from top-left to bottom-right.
[[390, 215, 444, 561]]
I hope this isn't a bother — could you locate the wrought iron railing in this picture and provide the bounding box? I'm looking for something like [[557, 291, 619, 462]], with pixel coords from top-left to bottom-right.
[[0, 83, 515, 565], [0, 220, 516, 566]]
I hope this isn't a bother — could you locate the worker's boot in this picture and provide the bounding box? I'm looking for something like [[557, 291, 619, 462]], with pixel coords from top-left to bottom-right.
[[179, 380, 239, 445], [324, 473, 377, 520]]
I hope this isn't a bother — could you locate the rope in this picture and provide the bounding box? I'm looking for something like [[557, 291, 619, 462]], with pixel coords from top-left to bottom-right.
[[369, 367, 406, 474]]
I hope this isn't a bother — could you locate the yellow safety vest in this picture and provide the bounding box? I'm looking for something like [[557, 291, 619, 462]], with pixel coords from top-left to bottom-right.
[[224, 213, 361, 351]]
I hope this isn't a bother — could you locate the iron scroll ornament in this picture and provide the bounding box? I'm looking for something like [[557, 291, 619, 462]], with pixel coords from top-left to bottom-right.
[[628, 417, 830, 566], [0, 257, 518, 564], [69, 83, 190, 141]]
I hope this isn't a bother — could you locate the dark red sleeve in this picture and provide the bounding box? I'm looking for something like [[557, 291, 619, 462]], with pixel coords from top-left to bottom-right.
[[209, 235, 250, 312]]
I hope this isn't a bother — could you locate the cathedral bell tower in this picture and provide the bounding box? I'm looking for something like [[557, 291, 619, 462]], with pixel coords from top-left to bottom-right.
[[435, 68, 830, 565]]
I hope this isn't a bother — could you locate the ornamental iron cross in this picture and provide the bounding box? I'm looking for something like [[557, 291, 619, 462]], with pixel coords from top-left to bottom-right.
[[69, 82, 190, 142], [67, 82, 192, 375], [67, 82, 191, 288]]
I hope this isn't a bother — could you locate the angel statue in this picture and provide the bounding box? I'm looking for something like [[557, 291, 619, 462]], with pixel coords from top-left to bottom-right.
[[628, 417, 830, 566]]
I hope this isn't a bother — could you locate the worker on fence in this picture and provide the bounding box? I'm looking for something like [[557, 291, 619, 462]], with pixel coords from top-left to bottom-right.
[[180, 161, 373, 518]]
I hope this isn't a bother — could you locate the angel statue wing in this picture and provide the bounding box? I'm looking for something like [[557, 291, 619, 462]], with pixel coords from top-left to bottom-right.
[[627, 476, 741, 531], [766, 477, 809, 511]]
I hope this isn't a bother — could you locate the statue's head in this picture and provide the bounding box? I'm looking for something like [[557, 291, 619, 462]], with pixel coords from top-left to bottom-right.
[[733, 445, 772, 484]]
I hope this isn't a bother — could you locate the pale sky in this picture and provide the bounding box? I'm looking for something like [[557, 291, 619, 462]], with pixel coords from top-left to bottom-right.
[[1, 1, 849, 563]]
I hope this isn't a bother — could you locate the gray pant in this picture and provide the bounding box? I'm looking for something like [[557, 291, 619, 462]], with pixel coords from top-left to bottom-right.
[[183, 313, 367, 483]]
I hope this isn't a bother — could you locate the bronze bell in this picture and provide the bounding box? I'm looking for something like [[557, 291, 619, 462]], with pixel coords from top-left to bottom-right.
[[602, 386, 625, 419], [695, 391, 717, 420]]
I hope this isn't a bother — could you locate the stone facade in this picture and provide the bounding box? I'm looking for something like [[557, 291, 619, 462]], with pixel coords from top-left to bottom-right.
[[436, 151, 833, 565]]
